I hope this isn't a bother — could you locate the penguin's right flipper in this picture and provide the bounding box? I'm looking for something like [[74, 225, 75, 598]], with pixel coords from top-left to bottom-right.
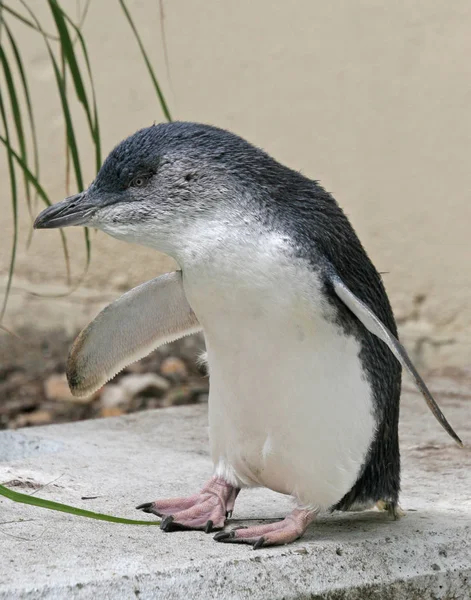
[[331, 273, 463, 447], [67, 271, 201, 397]]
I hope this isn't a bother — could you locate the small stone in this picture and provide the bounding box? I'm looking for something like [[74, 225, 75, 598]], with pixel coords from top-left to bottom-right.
[[99, 384, 130, 409], [438, 548, 447, 557], [7, 372, 29, 386], [119, 373, 170, 397], [160, 357, 188, 382], [163, 386, 196, 407], [14, 410, 53, 428], [44, 374, 96, 404], [146, 398, 165, 409], [100, 406, 125, 418], [431, 563, 441, 571], [0, 396, 38, 416], [336, 547, 343, 556]]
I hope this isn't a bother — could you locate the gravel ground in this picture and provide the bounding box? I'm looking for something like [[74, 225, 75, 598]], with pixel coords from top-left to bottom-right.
[[0, 328, 208, 430]]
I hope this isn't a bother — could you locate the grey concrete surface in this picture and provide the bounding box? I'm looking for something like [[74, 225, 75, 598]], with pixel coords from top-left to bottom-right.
[[0, 372, 470, 599]]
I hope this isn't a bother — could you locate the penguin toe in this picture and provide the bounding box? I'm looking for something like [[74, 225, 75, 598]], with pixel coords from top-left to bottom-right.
[[213, 508, 315, 548], [136, 477, 237, 532], [160, 515, 175, 532], [136, 502, 154, 513]]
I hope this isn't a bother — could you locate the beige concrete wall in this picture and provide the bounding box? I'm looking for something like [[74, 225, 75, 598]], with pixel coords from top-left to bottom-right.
[[1, 0, 470, 368]]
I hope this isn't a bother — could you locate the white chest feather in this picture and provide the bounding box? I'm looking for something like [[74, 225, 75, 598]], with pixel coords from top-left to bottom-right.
[[181, 228, 375, 510]]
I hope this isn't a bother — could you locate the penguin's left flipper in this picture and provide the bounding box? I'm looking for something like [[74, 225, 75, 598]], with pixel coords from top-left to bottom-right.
[[331, 274, 463, 447], [67, 271, 201, 398]]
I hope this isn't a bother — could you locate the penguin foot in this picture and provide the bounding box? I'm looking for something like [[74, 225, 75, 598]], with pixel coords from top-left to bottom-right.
[[136, 476, 239, 532], [214, 508, 317, 549], [375, 500, 405, 519]]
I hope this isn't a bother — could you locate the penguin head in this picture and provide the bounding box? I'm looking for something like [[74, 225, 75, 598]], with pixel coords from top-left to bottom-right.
[[34, 122, 270, 255]]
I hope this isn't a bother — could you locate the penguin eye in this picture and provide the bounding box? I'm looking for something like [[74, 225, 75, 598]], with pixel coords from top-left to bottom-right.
[[130, 173, 152, 188]]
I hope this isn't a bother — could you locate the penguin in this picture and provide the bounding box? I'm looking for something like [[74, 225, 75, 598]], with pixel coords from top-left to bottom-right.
[[34, 122, 461, 549]]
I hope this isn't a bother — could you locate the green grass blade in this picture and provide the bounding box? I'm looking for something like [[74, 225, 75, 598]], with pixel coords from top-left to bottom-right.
[[0, 133, 71, 283], [0, 134, 51, 206], [48, 3, 95, 271], [60, 36, 72, 198], [19, 2, 83, 191], [159, 0, 172, 89], [76, 0, 91, 31], [0, 88, 18, 324], [118, 0, 172, 122], [48, 48, 84, 190], [3, 21, 40, 223], [20, 3, 87, 284], [28, 4, 91, 275], [0, 2, 58, 40], [2, 4, 91, 294], [49, 1, 91, 128], [53, 2, 101, 172], [83, 226, 91, 271], [0, 484, 160, 526], [0, 44, 31, 218], [0, 323, 22, 338]]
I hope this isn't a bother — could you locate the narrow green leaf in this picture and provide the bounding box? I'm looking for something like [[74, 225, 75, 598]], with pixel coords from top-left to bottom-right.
[[0, 324, 23, 339], [0, 2, 58, 40], [0, 5, 4, 62], [3, 21, 41, 221], [19, 1, 83, 192], [0, 87, 18, 324], [22, 2, 92, 282], [0, 44, 31, 216], [49, 51, 84, 191], [119, 0, 172, 122], [59, 30, 72, 198], [47, 3, 95, 273], [0, 484, 160, 526], [76, 0, 91, 31], [0, 133, 51, 207], [83, 226, 91, 271], [2, 4, 91, 293], [0, 134, 71, 283], [159, 0, 172, 88], [51, 1, 101, 172], [49, 1, 89, 119]]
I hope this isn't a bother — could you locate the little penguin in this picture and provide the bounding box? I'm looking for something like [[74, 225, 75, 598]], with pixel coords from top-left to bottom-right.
[[34, 122, 462, 549]]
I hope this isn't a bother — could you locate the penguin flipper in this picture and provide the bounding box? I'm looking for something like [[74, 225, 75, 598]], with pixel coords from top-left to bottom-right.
[[331, 274, 463, 447], [67, 271, 201, 397]]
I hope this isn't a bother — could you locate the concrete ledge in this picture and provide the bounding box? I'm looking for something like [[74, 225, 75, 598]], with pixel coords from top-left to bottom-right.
[[1, 376, 470, 599]]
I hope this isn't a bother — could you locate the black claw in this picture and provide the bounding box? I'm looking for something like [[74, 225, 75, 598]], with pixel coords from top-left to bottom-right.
[[160, 515, 174, 532], [136, 502, 154, 512], [253, 537, 266, 550], [226, 510, 233, 519], [205, 520, 214, 534], [214, 530, 235, 542]]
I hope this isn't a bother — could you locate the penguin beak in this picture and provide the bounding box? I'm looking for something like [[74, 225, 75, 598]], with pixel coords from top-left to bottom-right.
[[34, 192, 96, 229]]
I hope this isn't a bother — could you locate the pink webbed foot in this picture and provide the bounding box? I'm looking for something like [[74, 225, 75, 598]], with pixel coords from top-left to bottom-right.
[[214, 508, 317, 549], [136, 477, 239, 533]]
